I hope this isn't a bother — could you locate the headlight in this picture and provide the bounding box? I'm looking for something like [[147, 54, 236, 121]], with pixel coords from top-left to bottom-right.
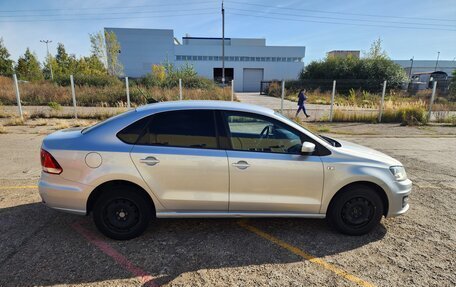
[[390, 166, 407, 181]]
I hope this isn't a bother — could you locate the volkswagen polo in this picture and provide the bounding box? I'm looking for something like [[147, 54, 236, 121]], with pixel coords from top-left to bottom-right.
[[39, 101, 411, 240]]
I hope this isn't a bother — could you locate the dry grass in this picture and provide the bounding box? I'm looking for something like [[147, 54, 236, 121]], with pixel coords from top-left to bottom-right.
[[330, 100, 429, 125], [0, 125, 6, 134], [53, 120, 70, 130], [0, 76, 235, 107], [29, 119, 49, 127], [4, 117, 26, 126]]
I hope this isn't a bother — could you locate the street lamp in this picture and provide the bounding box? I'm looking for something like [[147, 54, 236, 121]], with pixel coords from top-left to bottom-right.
[[409, 57, 414, 79], [434, 51, 440, 72], [40, 40, 53, 80]]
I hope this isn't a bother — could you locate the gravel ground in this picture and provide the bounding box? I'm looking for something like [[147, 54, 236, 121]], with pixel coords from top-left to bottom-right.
[[0, 120, 455, 287]]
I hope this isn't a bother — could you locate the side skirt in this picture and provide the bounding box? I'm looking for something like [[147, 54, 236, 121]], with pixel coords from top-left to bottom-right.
[[156, 211, 326, 219]]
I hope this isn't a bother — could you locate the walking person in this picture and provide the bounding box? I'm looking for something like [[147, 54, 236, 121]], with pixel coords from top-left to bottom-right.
[[296, 89, 310, 118]]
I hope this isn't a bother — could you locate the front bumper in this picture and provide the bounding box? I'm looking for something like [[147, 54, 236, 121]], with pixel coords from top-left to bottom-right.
[[39, 173, 92, 215], [386, 178, 412, 217]]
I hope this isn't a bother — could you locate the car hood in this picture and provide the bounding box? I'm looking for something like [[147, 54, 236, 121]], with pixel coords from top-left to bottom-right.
[[335, 139, 402, 166]]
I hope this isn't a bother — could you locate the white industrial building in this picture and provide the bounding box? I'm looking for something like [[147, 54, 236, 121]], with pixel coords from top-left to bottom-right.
[[106, 28, 306, 92]]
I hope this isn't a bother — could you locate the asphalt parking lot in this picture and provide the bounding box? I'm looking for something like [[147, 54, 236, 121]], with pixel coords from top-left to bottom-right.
[[0, 121, 455, 287]]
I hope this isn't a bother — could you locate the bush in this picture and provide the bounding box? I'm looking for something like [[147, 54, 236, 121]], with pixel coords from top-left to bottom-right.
[[139, 63, 216, 90], [48, 101, 62, 111], [266, 81, 282, 97], [399, 107, 428, 126]]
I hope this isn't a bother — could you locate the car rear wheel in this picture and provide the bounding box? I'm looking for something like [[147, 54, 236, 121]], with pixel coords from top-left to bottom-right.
[[93, 185, 152, 240], [327, 184, 384, 236]]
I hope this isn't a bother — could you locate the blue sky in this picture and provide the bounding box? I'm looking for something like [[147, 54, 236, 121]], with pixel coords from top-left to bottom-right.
[[0, 0, 455, 64]]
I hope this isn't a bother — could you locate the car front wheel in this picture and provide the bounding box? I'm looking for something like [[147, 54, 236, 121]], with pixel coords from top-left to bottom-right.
[[93, 185, 152, 240], [327, 184, 384, 236]]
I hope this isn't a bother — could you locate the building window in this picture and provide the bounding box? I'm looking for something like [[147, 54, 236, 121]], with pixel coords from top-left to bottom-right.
[[266, 57, 271, 62], [202, 56, 208, 61], [192, 56, 197, 61], [208, 56, 213, 61]]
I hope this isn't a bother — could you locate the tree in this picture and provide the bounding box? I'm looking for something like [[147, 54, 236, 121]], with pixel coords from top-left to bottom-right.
[[300, 39, 407, 90], [53, 42, 78, 77], [77, 55, 107, 75], [15, 48, 43, 81], [0, 38, 14, 76], [364, 38, 388, 60], [449, 69, 456, 101], [89, 30, 123, 76]]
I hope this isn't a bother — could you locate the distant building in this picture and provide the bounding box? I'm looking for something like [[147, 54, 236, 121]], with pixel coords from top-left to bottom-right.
[[106, 27, 306, 92], [393, 60, 456, 77], [409, 71, 450, 92], [327, 50, 360, 58]]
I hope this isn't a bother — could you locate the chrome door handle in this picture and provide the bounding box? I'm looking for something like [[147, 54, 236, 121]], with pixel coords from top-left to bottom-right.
[[232, 160, 250, 170], [140, 156, 160, 166]]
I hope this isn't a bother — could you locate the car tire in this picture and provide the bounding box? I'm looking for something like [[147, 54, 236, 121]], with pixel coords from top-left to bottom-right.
[[327, 184, 384, 236], [93, 185, 153, 240]]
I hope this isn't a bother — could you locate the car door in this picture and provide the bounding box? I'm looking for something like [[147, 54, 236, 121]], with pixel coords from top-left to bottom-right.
[[129, 109, 229, 212], [222, 111, 324, 214]]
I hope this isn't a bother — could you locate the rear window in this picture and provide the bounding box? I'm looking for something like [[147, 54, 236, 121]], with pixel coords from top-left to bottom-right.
[[137, 110, 217, 149]]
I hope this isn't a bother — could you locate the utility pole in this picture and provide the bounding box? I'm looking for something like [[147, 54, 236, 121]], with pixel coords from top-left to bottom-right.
[[409, 57, 414, 79], [40, 40, 53, 80], [434, 51, 440, 71], [221, 0, 225, 86]]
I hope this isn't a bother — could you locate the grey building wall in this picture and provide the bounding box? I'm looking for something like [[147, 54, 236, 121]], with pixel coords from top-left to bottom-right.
[[105, 28, 175, 77], [107, 28, 305, 92]]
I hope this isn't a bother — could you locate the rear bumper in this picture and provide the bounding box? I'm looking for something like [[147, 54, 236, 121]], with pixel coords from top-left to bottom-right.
[[39, 173, 92, 215], [386, 178, 412, 218]]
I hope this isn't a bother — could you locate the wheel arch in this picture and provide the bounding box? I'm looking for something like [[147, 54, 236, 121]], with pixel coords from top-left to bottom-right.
[[328, 181, 389, 216], [86, 180, 156, 216]]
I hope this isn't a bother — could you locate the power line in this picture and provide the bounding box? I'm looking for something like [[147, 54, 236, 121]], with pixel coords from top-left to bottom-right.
[[227, 12, 456, 32], [226, 0, 456, 22], [228, 7, 456, 28], [0, 12, 217, 23], [0, 1, 215, 13], [0, 8, 218, 18]]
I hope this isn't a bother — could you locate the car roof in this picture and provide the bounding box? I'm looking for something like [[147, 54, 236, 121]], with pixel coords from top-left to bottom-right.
[[135, 100, 274, 115]]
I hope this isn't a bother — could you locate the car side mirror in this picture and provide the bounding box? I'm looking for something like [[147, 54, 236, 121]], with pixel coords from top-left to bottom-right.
[[301, 141, 316, 154]]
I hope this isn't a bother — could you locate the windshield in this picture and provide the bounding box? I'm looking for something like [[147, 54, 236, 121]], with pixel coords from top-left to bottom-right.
[[81, 109, 136, 134]]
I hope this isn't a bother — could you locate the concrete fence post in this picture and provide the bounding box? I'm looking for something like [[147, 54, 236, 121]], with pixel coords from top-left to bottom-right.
[[281, 80, 285, 114], [70, 75, 77, 119], [428, 81, 437, 121], [231, 80, 234, 101], [125, 77, 130, 108], [12, 74, 23, 120], [179, 78, 182, 101], [378, 80, 387, 123], [329, 80, 336, 122]]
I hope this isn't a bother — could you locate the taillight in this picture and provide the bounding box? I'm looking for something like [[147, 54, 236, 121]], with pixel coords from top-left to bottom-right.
[[40, 148, 63, 174]]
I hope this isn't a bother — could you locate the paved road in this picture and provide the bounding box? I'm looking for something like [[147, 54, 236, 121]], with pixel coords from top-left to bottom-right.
[[1, 124, 455, 286]]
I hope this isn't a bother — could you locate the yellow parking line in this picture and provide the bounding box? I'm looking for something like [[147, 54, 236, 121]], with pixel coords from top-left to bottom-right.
[[0, 185, 38, 190], [237, 220, 375, 287]]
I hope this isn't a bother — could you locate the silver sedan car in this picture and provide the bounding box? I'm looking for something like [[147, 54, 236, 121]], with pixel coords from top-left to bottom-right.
[[39, 101, 412, 240]]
